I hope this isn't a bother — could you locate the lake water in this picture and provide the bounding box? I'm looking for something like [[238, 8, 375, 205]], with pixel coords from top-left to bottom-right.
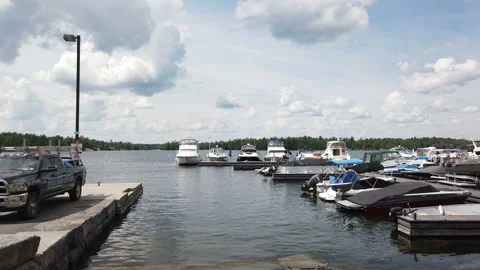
[[79, 150, 480, 270]]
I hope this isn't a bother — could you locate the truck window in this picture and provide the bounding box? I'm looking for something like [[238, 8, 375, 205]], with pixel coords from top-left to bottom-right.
[[50, 157, 63, 169], [41, 158, 52, 170]]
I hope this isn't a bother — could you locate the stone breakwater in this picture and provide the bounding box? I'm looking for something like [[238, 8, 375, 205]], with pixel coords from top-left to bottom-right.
[[0, 183, 143, 270]]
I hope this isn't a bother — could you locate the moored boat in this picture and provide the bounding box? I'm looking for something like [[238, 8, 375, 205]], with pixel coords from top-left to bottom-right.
[[206, 145, 229, 162], [175, 138, 201, 165], [335, 182, 471, 215], [237, 143, 261, 161], [321, 141, 351, 160], [264, 139, 287, 162]]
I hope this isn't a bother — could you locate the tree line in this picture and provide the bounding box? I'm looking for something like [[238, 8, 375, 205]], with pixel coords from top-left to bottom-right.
[[0, 132, 161, 151], [160, 136, 475, 151], [0, 132, 475, 152]]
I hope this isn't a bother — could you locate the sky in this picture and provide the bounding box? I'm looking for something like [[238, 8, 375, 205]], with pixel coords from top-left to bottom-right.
[[0, 0, 479, 143]]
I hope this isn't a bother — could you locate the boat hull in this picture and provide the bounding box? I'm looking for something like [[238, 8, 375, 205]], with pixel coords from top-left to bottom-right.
[[336, 194, 470, 215], [206, 156, 229, 162], [264, 156, 283, 162], [237, 156, 261, 162], [175, 156, 201, 165]]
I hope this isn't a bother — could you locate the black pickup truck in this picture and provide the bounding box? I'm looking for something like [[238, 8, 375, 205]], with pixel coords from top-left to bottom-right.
[[0, 153, 87, 219]]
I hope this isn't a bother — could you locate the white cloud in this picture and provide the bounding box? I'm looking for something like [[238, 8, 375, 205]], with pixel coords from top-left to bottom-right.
[[0, 0, 12, 10], [349, 105, 371, 119], [0, 0, 162, 64], [381, 91, 428, 124], [463, 106, 479, 113], [431, 96, 451, 112], [247, 107, 256, 118], [400, 57, 480, 94], [35, 25, 185, 96], [397, 61, 411, 73], [234, 0, 372, 45], [0, 77, 43, 120], [277, 86, 323, 117], [135, 97, 154, 109], [216, 93, 242, 109]]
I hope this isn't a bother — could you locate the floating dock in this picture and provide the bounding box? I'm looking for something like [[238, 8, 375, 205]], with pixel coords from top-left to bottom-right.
[[233, 161, 277, 170], [397, 204, 480, 238], [198, 161, 236, 167], [0, 183, 143, 270]]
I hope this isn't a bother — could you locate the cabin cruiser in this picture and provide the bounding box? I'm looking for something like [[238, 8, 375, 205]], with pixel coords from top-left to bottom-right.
[[390, 145, 415, 158], [237, 143, 261, 161], [175, 138, 201, 165], [321, 141, 350, 160], [206, 145, 229, 162], [264, 139, 287, 162], [335, 182, 471, 215]]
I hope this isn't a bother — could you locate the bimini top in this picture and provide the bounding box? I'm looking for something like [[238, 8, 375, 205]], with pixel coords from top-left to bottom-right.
[[347, 182, 439, 206], [179, 138, 198, 145], [325, 158, 363, 166], [268, 139, 284, 147]]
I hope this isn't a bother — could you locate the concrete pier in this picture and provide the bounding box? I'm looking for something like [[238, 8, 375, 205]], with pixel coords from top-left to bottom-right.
[[0, 183, 143, 270]]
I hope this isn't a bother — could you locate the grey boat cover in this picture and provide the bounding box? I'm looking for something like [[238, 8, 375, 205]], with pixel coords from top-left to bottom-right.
[[347, 182, 439, 206]]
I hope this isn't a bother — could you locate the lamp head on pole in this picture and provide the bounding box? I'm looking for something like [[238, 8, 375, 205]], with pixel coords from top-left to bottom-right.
[[63, 34, 78, 42]]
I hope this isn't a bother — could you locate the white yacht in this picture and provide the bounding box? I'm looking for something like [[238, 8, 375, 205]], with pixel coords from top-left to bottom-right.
[[237, 143, 261, 161], [263, 139, 287, 162], [321, 141, 351, 160], [206, 145, 228, 162], [175, 138, 201, 165]]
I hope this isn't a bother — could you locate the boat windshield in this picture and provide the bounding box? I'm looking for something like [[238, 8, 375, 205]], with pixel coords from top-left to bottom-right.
[[0, 156, 40, 172], [211, 148, 225, 154], [268, 140, 284, 147], [179, 139, 198, 145]]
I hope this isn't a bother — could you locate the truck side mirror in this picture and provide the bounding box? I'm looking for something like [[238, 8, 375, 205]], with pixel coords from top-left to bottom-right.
[[41, 165, 57, 172]]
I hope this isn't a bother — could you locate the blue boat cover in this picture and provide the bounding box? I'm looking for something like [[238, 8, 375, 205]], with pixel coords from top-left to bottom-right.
[[415, 156, 428, 160], [325, 158, 363, 165]]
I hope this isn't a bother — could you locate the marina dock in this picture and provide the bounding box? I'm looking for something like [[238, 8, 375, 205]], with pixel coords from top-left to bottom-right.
[[0, 183, 143, 270], [397, 204, 480, 238], [233, 161, 277, 170]]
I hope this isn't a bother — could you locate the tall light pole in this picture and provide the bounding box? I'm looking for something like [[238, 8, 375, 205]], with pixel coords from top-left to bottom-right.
[[63, 34, 81, 141]]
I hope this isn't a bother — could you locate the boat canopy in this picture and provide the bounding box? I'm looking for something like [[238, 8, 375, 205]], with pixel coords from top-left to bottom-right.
[[325, 158, 363, 165], [363, 150, 402, 163], [347, 182, 439, 206], [349, 162, 384, 173]]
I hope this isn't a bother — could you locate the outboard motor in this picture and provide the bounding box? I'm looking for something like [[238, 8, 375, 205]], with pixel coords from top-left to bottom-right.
[[301, 174, 322, 192], [389, 207, 404, 223]]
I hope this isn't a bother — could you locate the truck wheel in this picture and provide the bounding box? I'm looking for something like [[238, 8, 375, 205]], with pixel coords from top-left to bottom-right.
[[20, 192, 40, 220], [69, 179, 82, 201]]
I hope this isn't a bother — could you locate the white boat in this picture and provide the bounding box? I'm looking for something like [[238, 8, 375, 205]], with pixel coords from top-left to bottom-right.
[[264, 139, 287, 162], [320, 141, 351, 160], [206, 145, 228, 162], [295, 149, 322, 161], [175, 138, 201, 165], [237, 143, 261, 161], [390, 145, 415, 158]]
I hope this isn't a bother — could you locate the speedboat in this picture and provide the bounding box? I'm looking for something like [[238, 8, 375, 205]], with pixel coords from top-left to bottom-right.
[[295, 149, 322, 161], [438, 159, 480, 187], [206, 145, 228, 162], [264, 139, 287, 162], [317, 163, 395, 202], [237, 143, 261, 161], [363, 150, 435, 169], [390, 145, 415, 158], [321, 141, 351, 160], [175, 138, 201, 165], [335, 182, 471, 215]]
